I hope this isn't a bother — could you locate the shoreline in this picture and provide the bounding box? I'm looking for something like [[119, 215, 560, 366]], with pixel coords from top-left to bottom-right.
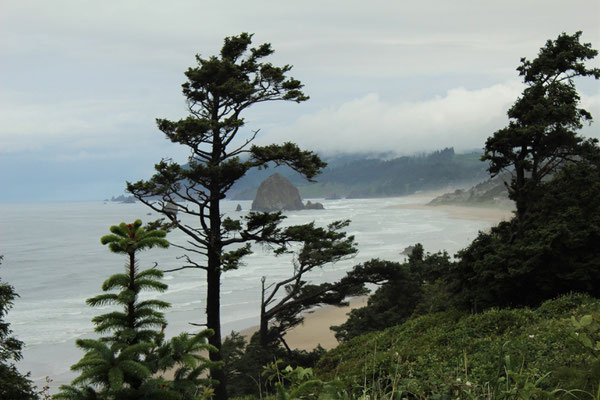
[[30, 194, 516, 392], [390, 202, 514, 224], [235, 196, 514, 351], [238, 296, 369, 351]]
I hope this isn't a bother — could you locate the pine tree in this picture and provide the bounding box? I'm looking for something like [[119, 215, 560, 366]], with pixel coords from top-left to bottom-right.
[[259, 220, 359, 349], [482, 32, 600, 221], [127, 33, 326, 399], [55, 221, 219, 400]]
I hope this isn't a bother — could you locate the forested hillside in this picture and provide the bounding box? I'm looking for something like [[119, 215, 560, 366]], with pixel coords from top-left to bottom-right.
[[228, 148, 487, 199]]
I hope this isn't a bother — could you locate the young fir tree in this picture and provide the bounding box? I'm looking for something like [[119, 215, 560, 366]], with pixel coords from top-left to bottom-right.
[[55, 221, 218, 400], [127, 33, 326, 399]]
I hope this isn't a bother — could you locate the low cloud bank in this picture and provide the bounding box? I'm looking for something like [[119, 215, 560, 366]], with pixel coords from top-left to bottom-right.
[[260, 81, 600, 155]]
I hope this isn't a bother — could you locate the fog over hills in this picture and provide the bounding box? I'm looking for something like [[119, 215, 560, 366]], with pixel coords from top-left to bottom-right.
[[228, 148, 488, 200]]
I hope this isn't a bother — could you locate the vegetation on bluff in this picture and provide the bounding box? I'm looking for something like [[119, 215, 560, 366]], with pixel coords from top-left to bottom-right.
[[287, 31, 600, 399], [319, 294, 600, 398]]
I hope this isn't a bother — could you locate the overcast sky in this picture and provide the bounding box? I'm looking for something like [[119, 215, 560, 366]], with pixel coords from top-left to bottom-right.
[[1, 1, 599, 202]]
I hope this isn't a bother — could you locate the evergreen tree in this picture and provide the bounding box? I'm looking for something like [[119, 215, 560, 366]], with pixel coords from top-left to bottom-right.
[[259, 220, 359, 349], [331, 246, 453, 341], [127, 33, 325, 399], [454, 149, 600, 311], [0, 255, 39, 400], [482, 31, 600, 221], [55, 221, 218, 400]]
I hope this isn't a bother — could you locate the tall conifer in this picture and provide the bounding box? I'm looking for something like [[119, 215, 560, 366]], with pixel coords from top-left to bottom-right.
[[127, 33, 326, 398], [482, 32, 600, 221]]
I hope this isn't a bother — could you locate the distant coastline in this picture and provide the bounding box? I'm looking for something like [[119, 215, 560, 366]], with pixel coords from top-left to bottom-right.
[[235, 192, 513, 351]]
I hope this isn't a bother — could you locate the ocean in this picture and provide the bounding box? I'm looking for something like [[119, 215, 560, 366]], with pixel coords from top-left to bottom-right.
[[0, 196, 492, 392]]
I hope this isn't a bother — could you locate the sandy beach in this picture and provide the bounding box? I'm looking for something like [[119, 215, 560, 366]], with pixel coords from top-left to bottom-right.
[[239, 195, 514, 351], [239, 296, 369, 350]]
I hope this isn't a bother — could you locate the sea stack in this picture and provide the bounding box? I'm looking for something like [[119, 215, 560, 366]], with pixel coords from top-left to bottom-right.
[[251, 173, 305, 211]]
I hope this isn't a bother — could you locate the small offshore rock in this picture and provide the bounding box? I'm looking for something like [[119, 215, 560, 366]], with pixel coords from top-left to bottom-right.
[[304, 200, 325, 210]]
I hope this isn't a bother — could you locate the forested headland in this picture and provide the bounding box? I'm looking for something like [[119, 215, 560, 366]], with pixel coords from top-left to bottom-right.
[[228, 148, 488, 200]]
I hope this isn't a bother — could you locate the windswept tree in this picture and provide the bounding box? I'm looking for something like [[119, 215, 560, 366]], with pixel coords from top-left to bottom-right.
[[55, 221, 218, 400], [127, 33, 325, 399], [259, 220, 360, 350], [482, 31, 600, 221], [331, 246, 454, 342]]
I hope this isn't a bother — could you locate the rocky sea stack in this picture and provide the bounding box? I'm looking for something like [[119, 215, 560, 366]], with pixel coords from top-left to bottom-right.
[[251, 173, 324, 211]]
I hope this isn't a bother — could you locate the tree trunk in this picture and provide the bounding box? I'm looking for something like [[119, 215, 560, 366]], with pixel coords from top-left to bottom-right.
[[206, 243, 227, 398], [127, 252, 136, 337], [207, 128, 228, 399], [206, 259, 226, 400], [514, 154, 527, 222], [259, 277, 269, 348]]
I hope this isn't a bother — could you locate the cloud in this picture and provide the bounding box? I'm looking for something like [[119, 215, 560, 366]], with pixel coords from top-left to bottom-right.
[[0, 91, 185, 157], [259, 81, 527, 155]]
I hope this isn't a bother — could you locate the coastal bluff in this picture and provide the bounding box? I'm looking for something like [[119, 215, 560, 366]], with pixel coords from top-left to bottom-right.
[[251, 173, 324, 211]]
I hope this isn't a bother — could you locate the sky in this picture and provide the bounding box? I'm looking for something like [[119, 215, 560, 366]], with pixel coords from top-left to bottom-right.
[[1, 1, 599, 202]]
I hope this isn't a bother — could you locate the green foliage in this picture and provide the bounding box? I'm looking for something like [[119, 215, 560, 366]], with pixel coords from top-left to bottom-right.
[[221, 331, 326, 398], [55, 222, 218, 400], [91, 220, 170, 346], [570, 313, 600, 356], [0, 255, 39, 400], [316, 294, 600, 398], [452, 156, 600, 310], [262, 362, 350, 400], [331, 246, 453, 341], [482, 32, 600, 220], [100, 220, 169, 256], [259, 220, 360, 348], [127, 33, 326, 399]]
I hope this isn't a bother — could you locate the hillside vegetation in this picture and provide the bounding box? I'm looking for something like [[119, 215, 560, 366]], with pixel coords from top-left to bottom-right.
[[315, 294, 599, 398]]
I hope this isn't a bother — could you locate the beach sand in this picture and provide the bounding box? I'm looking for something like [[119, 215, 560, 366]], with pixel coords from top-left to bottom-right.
[[238, 296, 369, 350], [238, 195, 514, 350], [160, 194, 514, 380]]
